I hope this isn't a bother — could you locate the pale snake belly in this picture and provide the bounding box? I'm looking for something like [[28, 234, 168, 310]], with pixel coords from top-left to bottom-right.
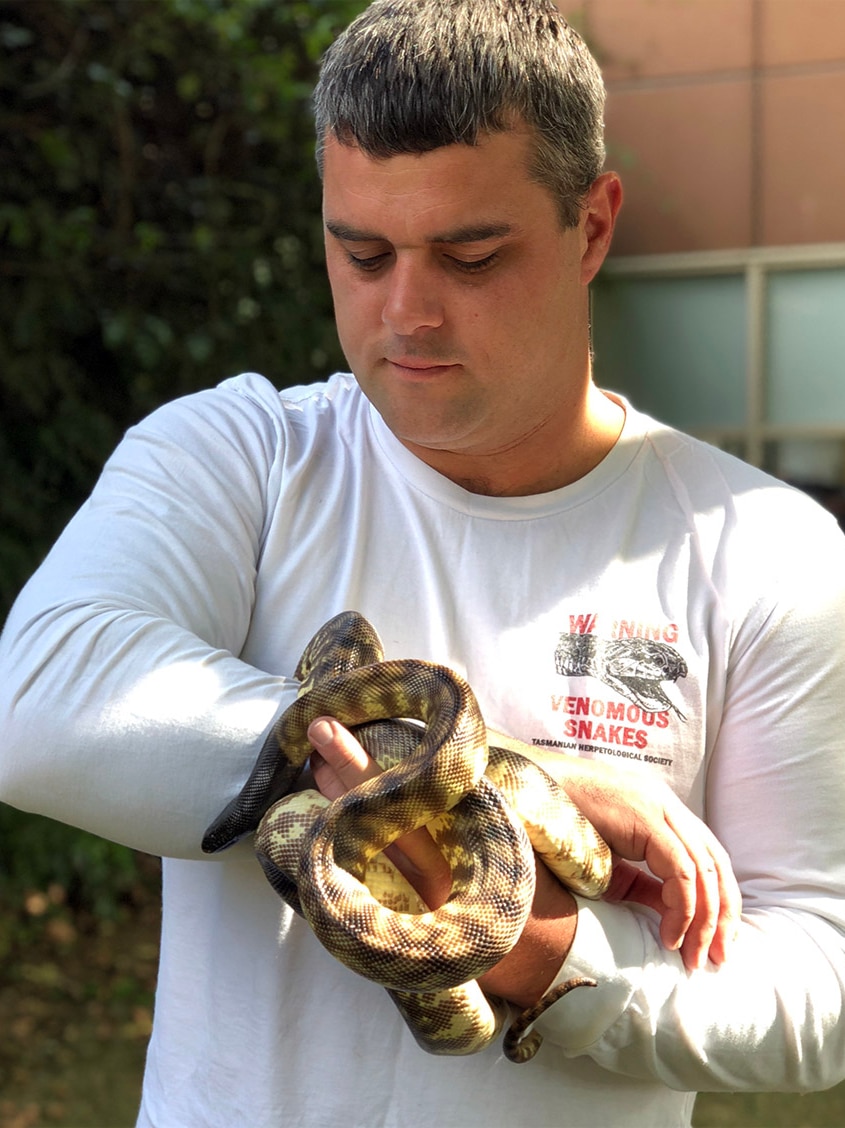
[[202, 612, 611, 1062]]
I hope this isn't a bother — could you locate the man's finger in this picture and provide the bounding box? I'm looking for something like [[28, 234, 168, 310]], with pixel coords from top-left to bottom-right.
[[657, 806, 740, 969], [307, 717, 451, 908], [308, 716, 380, 799]]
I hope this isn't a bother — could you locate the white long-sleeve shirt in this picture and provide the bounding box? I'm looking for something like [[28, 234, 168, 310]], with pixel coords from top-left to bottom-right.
[[2, 372, 844, 1127]]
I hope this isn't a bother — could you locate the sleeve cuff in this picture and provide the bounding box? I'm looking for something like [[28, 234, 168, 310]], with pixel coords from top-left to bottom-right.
[[533, 896, 648, 1053]]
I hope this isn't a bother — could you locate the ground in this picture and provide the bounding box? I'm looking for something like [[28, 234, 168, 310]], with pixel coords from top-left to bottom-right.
[[0, 856, 159, 1128]]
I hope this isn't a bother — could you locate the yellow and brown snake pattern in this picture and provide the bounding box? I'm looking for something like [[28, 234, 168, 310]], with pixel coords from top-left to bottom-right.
[[202, 612, 611, 1062]]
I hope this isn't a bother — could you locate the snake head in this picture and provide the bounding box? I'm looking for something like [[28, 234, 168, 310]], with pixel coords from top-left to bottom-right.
[[295, 611, 384, 691]]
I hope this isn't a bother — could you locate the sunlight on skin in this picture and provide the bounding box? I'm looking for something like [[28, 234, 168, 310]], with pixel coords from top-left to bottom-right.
[[322, 130, 625, 497]]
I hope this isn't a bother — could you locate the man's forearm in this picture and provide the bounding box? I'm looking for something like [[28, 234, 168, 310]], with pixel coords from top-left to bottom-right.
[[477, 862, 578, 1008]]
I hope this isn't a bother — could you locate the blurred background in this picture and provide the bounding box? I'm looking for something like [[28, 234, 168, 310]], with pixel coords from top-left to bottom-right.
[[1, 1, 843, 1124], [585, 0, 845, 526]]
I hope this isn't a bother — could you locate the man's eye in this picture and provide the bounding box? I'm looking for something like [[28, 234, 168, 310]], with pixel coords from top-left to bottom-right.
[[346, 251, 389, 271], [450, 252, 500, 274]]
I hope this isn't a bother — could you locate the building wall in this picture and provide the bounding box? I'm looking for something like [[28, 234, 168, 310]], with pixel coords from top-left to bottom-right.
[[563, 0, 845, 255]]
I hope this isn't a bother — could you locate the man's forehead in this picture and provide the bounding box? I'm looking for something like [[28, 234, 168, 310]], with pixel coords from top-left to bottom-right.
[[321, 129, 544, 234], [315, 127, 534, 187]]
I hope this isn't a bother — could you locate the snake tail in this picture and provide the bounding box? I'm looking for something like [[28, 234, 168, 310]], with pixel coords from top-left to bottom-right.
[[503, 977, 598, 1063]]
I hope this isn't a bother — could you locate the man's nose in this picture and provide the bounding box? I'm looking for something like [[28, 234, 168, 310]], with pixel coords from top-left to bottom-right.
[[381, 256, 445, 335]]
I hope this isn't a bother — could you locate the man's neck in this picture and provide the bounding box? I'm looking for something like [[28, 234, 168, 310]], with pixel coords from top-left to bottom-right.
[[399, 386, 626, 497]]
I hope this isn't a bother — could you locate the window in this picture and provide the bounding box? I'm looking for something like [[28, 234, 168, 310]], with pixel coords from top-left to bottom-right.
[[593, 244, 845, 526]]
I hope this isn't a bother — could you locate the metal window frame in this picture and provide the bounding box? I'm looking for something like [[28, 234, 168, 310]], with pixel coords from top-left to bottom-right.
[[598, 242, 845, 472]]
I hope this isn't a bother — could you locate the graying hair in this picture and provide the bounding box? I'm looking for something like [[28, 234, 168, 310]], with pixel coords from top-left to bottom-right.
[[313, 0, 606, 228]]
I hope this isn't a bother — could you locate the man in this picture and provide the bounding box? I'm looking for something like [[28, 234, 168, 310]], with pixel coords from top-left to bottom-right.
[[1, 2, 844, 1125]]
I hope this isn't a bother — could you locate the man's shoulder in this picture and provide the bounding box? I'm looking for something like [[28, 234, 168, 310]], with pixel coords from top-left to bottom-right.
[[222, 370, 361, 417], [631, 404, 811, 502], [116, 372, 369, 480], [629, 405, 844, 563], [141, 370, 366, 442]]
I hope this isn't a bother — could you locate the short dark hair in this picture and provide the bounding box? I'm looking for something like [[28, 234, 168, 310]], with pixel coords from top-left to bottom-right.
[[313, 0, 606, 228]]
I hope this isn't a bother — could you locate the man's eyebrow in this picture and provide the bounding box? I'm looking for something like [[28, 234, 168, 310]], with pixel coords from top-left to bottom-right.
[[431, 222, 515, 244], [324, 219, 515, 244]]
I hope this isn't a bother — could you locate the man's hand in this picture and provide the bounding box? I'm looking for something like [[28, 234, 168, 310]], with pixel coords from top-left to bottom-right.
[[516, 747, 741, 972], [307, 718, 454, 912], [307, 717, 576, 1008], [306, 717, 741, 1003]]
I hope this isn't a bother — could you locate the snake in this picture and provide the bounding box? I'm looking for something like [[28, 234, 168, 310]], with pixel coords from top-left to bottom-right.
[[202, 612, 611, 1062]]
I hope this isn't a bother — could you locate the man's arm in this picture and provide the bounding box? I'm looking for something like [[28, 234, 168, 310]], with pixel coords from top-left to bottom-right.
[[0, 379, 294, 858], [533, 502, 845, 1092]]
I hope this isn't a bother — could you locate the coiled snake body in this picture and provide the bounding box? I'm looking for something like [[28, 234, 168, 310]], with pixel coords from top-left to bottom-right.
[[202, 612, 611, 1062]]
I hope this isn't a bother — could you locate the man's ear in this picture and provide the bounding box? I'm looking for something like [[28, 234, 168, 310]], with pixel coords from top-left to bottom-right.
[[580, 171, 623, 286]]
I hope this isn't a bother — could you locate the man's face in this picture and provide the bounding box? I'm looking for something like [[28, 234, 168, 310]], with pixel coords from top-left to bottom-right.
[[322, 128, 610, 492]]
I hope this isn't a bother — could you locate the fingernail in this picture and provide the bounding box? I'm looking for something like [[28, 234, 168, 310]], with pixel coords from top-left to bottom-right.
[[309, 719, 333, 748]]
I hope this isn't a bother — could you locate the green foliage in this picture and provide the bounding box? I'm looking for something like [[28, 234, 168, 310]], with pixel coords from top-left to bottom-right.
[[0, 0, 366, 910], [0, 0, 367, 616]]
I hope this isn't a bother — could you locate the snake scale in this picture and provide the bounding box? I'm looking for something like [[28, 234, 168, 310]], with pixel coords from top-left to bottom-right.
[[202, 612, 611, 1062]]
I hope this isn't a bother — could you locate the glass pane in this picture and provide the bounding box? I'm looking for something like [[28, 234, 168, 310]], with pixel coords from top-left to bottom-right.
[[767, 269, 845, 425], [592, 275, 747, 430], [768, 438, 844, 487], [765, 440, 845, 531]]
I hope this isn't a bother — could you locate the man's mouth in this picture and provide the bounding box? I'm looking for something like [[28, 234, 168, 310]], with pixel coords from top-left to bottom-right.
[[387, 356, 459, 374]]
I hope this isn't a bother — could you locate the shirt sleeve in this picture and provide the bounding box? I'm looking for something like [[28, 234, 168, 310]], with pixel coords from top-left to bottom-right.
[[0, 376, 298, 859], [534, 497, 845, 1093]]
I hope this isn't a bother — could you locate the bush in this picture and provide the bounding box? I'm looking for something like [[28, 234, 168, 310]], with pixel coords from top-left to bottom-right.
[[0, 0, 366, 907], [0, 803, 142, 919], [0, 0, 366, 614]]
